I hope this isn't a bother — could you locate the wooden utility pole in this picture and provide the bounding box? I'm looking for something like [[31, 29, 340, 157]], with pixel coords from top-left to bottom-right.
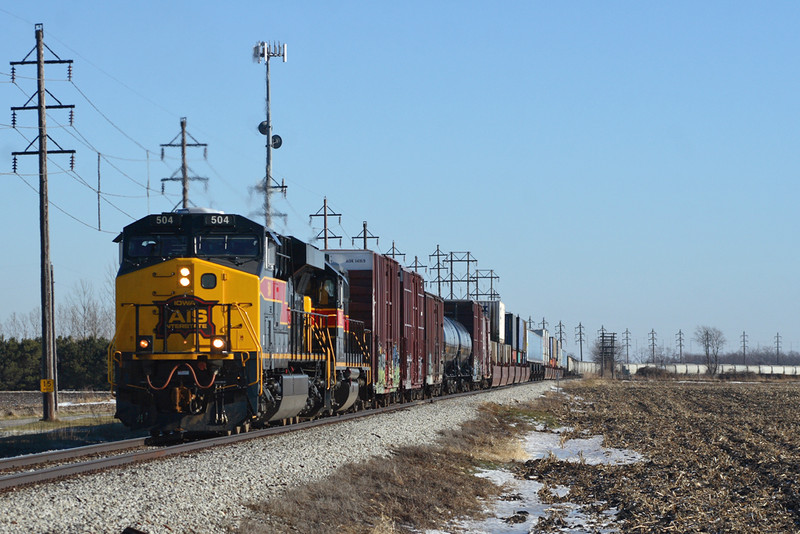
[[11, 24, 74, 422], [309, 197, 341, 249], [35, 26, 56, 421]]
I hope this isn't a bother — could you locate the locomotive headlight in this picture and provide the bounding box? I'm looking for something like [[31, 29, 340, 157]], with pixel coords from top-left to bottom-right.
[[178, 267, 191, 287], [137, 336, 153, 352], [211, 337, 226, 353]]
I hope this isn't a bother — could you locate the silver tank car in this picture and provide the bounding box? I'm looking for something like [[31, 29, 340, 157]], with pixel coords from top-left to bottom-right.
[[442, 316, 472, 363]]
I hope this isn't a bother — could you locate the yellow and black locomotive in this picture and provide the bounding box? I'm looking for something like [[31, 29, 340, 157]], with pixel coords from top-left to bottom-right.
[[108, 209, 370, 436]]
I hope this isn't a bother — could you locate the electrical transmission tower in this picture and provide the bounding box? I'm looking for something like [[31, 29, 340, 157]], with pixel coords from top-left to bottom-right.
[[353, 221, 379, 250], [623, 328, 631, 364], [598, 330, 616, 378], [10, 23, 75, 422], [445, 252, 478, 299], [556, 321, 566, 347], [160, 117, 207, 209], [253, 40, 287, 228], [309, 197, 341, 249], [649, 329, 657, 364], [472, 269, 500, 300], [741, 331, 748, 366], [575, 322, 585, 362], [676, 329, 684, 364], [428, 245, 449, 297]]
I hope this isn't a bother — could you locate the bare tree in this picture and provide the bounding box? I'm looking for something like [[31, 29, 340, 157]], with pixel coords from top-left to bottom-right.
[[0, 308, 41, 340], [694, 326, 726, 375], [58, 280, 113, 339]]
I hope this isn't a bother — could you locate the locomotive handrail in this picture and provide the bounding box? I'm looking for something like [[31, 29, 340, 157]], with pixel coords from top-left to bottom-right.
[[125, 301, 234, 355], [232, 302, 263, 397], [106, 304, 135, 391]]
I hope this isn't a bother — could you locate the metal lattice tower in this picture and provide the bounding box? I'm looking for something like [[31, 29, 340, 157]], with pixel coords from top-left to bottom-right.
[[160, 117, 208, 209]]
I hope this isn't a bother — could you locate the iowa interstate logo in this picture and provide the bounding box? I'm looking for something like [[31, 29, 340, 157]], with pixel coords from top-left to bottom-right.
[[154, 295, 218, 339]]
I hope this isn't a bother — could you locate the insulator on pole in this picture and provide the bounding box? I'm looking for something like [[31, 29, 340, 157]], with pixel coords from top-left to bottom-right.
[[69, 109, 74, 126], [203, 147, 207, 159], [67, 64, 72, 81], [10, 65, 14, 83], [12, 156, 18, 173], [70, 154, 75, 170], [11, 110, 16, 128], [161, 147, 165, 160]]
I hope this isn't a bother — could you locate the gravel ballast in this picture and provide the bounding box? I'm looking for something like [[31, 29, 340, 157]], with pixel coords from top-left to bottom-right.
[[0, 382, 555, 533]]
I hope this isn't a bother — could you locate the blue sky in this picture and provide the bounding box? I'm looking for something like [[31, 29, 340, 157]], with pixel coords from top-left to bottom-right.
[[1, 2, 798, 357]]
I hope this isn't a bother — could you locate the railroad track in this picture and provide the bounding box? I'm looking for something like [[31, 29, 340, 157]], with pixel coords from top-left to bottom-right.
[[0, 385, 509, 491]]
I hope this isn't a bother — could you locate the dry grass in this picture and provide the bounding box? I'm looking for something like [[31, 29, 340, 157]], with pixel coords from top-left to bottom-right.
[[241, 402, 547, 534]]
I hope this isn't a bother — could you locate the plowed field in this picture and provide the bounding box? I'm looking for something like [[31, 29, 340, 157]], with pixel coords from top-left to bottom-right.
[[526, 380, 800, 532]]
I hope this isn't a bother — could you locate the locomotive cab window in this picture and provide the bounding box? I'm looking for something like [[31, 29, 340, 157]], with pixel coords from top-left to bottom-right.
[[197, 235, 260, 258], [127, 235, 189, 259], [317, 279, 338, 306]]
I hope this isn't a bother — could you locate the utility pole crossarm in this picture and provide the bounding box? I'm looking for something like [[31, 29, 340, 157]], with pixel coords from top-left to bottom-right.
[[352, 221, 379, 250]]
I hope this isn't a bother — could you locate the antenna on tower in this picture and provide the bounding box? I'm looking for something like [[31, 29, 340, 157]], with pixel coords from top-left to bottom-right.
[[254, 40, 288, 228]]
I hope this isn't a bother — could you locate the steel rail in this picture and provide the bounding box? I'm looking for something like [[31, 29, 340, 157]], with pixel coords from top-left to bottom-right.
[[0, 381, 543, 491], [0, 437, 148, 471]]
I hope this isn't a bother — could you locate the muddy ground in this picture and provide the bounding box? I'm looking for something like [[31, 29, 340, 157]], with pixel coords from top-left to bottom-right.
[[526, 380, 800, 532]]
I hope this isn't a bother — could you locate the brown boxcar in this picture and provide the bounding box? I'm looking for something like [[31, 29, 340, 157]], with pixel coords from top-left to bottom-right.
[[327, 250, 401, 396], [400, 268, 425, 398], [424, 291, 445, 396]]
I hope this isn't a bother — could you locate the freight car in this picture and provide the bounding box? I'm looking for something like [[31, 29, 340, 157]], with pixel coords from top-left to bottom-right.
[[108, 209, 562, 436]]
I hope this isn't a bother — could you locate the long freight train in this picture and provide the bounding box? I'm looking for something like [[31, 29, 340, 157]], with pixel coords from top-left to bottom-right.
[[108, 209, 563, 436]]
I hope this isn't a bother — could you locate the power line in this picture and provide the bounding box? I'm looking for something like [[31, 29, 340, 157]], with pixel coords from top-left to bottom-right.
[[70, 80, 150, 152]]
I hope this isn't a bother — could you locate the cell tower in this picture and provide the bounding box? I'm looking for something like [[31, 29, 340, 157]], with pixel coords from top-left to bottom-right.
[[253, 40, 287, 228]]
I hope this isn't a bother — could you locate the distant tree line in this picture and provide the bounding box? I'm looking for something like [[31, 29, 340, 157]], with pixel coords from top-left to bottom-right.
[[588, 324, 800, 371], [0, 279, 113, 390], [0, 336, 110, 390]]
